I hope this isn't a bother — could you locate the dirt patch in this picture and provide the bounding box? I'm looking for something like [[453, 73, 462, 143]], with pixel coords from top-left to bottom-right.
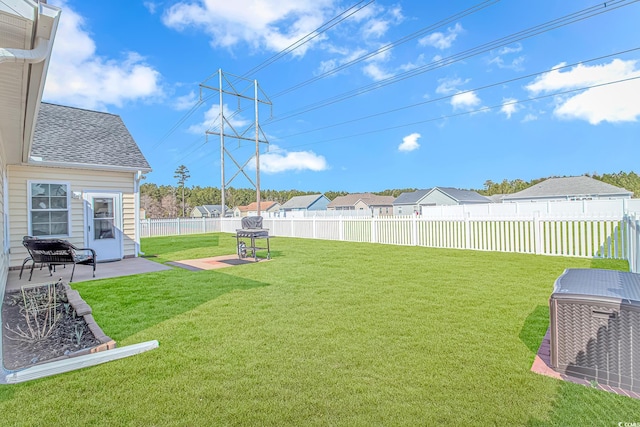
[[2, 281, 102, 371]]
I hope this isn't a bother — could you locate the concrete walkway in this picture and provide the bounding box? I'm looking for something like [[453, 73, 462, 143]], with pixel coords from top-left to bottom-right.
[[6, 257, 172, 291]]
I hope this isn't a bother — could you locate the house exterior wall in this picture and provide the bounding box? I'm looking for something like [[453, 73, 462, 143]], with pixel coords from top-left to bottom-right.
[[7, 165, 138, 267], [308, 196, 330, 211], [422, 190, 456, 206], [354, 200, 370, 213], [190, 207, 205, 218], [0, 154, 8, 288], [394, 204, 422, 216]]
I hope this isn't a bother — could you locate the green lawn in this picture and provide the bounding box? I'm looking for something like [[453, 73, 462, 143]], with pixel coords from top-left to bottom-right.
[[0, 233, 638, 425]]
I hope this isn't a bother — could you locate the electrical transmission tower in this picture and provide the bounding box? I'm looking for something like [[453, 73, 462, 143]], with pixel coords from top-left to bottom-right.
[[200, 70, 272, 216]]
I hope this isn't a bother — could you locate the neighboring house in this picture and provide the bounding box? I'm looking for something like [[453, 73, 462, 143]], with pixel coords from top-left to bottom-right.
[[280, 194, 330, 214], [502, 176, 633, 203], [233, 201, 280, 217], [393, 189, 431, 216], [422, 187, 491, 206], [190, 205, 228, 218], [327, 193, 395, 216], [394, 187, 490, 215], [1, 1, 62, 285]]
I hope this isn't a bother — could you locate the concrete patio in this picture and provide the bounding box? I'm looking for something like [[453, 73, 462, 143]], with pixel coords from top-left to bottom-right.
[[5, 257, 172, 292]]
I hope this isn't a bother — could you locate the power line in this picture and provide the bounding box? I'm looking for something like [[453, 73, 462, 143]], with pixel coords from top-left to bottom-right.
[[266, 0, 638, 125], [275, 75, 640, 151], [158, 1, 375, 153], [240, 0, 375, 78], [276, 46, 640, 140], [273, 0, 501, 98]]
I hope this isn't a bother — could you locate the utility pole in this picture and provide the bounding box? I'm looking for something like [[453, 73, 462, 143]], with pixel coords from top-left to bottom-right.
[[200, 70, 272, 216]]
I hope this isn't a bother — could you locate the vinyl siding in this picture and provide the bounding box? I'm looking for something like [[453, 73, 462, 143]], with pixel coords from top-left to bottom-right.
[[7, 165, 137, 267], [0, 155, 8, 289], [422, 190, 457, 206]]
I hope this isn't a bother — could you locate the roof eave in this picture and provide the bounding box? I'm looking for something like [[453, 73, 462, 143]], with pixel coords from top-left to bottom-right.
[[25, 159, 152, 173]]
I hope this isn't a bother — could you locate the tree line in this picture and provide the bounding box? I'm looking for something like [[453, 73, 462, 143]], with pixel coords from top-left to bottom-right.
[[140, 166, 639, 218]]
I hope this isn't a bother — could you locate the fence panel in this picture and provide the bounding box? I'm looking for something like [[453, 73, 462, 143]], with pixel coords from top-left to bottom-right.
[[140, 209, 637, 268]]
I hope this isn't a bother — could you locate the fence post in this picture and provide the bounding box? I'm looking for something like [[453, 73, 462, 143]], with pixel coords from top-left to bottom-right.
[[371, 217, 377, 244], [202, 217, 206, 234], [534, 211, 542, 255], [177, 217, 181, 236], [412, 214, 418, 246], [464, 212, 471, 250], [146, 218, 151, 238], [339, 216, 344, 241], [313, 217, 317, 239]]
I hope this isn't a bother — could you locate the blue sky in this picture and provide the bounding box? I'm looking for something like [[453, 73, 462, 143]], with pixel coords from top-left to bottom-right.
[[42, 0, 640, 193]]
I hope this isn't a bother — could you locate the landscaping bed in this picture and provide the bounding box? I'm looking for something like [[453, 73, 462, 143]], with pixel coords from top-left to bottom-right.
[[2, 280, 114, 371]]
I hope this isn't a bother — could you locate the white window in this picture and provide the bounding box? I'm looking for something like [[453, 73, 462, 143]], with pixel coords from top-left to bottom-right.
[[28, 182, 71, 237]]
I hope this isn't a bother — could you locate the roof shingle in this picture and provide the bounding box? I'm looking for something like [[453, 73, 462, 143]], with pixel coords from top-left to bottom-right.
[[31, 103, 151, 171]]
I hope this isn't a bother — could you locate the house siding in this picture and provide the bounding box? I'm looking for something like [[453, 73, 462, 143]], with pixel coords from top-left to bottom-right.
[[0, 155, 8, 289], [422, 190, 456, 206], [308, 196, 330, 211], [7, 165, 137, 267]]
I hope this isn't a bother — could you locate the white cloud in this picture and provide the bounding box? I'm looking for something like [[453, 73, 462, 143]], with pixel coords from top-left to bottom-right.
[[526, 59, 640, 124], [163, 0, 338, 56], [436, 77, 470, 95], [398, 133, 421, 152], [173, 91, 199, 111], [487, 43, 524, 71], [44, 1, 162, 110], [144, 2, 158, 14], [451, 91, 481, 110], [419, 23, 463, 50], [252, 145, 328, 173], [500, 98, 519, 119], [188, 104, 250, 134], [362, 5, 404, 39], [554, 79, 640, 124], [362, 63, 393, 81], [522, 113, 538, 122]]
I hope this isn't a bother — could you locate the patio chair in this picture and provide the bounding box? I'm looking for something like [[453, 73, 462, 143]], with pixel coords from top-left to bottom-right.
[[21, 238, 96, 282], [18, 236, 40, 279]]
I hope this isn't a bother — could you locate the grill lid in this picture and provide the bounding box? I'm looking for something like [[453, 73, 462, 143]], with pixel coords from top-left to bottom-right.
[[553, 268, 640, 302]]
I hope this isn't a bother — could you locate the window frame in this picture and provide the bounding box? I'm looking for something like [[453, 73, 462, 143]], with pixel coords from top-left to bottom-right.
[[27, 180, 72, 238]]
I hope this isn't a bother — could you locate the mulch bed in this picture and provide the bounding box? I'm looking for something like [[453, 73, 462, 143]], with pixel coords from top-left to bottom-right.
[[2, 281, 101, 371]]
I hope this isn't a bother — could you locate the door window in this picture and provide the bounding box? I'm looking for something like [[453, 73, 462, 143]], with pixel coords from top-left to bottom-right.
[[93, 197, 115, 239]]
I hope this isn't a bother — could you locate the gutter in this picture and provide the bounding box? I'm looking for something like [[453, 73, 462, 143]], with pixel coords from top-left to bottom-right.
[[24, 159, 152, 174], [0, 37, 49, 64]]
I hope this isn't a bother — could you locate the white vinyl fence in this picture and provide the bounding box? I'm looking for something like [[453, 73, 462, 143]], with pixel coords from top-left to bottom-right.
[[140, 210, 640, 271]]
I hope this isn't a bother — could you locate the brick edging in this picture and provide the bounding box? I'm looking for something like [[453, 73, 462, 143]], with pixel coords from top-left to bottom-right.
[[63, 283, 117, 356]]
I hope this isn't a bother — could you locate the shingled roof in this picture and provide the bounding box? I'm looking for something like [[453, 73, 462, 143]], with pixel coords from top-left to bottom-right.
[[435, 187, 491, 203], [394, 189, 431, 205], [281, 194, 326, 210], [502, 176, 632, 201], [30, 103, 151, 171]]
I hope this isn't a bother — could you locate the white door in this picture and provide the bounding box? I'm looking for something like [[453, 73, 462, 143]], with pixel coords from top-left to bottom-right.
[[84, 192, 123, 262]]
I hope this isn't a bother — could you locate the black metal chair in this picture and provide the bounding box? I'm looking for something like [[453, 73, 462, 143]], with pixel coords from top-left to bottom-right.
[[20, 238, 96, 282]]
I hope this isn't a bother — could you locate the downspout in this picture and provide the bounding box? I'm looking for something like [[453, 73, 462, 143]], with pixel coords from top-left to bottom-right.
[[134, 171, 143, 256], [0, 37, 49, 64]]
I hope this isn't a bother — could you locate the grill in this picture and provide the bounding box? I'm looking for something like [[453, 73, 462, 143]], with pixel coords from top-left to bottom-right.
[[235, 216, 271, 261], [549, 268, 640, 392]]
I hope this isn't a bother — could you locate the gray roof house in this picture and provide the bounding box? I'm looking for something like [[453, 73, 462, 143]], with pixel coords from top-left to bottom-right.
[[280, 194, 330, 213], [394, 187, 490, 215], [7, 102, 152, 263], [190, 205, 229, 218], [502, 176, 633, 203], [393, 189, 431, 215]]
